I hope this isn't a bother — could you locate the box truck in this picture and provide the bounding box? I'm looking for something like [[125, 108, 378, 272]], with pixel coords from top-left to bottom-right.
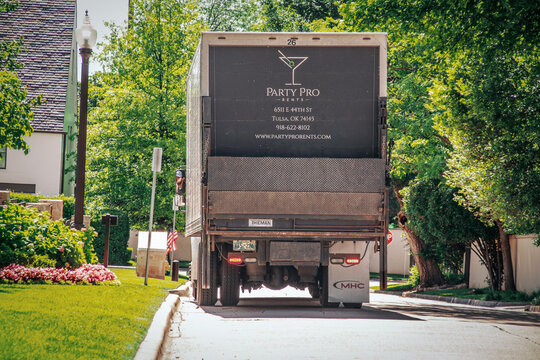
[[186, 32, 388, 307]]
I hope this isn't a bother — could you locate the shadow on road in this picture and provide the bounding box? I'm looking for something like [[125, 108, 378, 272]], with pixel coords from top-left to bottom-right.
[[196, 297, 422, 321], [370, 303, 540, 327]]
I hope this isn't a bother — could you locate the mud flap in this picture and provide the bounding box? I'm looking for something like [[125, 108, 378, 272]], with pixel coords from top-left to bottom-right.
[[328, 241, 370, 304]]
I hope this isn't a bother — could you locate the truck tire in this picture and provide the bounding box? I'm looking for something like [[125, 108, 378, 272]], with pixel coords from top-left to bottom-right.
[[220, 255, 240, 306], [192, 280, 197, 300], [196, 242, 218, 306], [308, 284, 320, 299], [319, 266, 339, 308]]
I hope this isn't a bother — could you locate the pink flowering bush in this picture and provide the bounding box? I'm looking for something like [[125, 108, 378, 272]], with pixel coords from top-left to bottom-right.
[[0, 263, 120, 285]]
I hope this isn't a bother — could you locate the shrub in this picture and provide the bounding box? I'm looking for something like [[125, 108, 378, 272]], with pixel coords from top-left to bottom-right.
[[531, 290, 540, 305], [32, 255, 57, 268], [89, 208, 132, 266], [9, 192, 75, 220], [408, 264, 420, 287], [0, 204, 97, 268], [444, 272, 465, 285]]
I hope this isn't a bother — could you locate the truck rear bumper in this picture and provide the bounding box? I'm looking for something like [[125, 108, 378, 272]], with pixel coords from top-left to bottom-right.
[[207, 230, 384, 239]]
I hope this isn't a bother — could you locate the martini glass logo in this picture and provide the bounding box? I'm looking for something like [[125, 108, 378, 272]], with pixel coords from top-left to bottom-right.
[[278, 50, 308, 86]]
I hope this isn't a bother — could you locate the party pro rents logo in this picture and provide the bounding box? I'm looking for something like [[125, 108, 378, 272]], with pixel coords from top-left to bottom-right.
[[278, 50, 308, 86]]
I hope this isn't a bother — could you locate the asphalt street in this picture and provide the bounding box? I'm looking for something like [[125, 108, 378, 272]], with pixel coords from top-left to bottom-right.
[[160, 286, 540, 360]]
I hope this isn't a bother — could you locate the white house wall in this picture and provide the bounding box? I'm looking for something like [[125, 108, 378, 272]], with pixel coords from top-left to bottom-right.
[[369, 229, 411, 275], [511, 235, 540, 294], [0, 132, 64, 196]]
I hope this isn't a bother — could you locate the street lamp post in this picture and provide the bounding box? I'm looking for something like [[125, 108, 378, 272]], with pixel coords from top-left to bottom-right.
[[73, 11, 97, 229]]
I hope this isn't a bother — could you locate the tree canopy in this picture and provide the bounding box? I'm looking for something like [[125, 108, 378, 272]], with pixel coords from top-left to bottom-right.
[[86, 0, 204, 228], [84, 0, 538, 289], [0, 1, 42, 154]]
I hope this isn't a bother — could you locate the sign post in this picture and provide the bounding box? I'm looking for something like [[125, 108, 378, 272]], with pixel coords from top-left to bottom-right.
[[144, 147, 162, 286], [170, 195, 180, 270]]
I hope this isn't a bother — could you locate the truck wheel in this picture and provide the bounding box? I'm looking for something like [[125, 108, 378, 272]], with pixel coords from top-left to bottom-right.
[[196, 243, 218, 306], [220, 255, 240, 306], [308, 284, 320, 299], [319, 266, 339, 308], [343, 303, 363, 309]]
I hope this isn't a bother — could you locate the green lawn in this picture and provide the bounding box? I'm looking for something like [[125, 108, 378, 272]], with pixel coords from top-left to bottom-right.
[[370, 282, 414, 292], [369, 272, 409, 281], [0, 268, 184, 360], [420, 287, 539, 304]]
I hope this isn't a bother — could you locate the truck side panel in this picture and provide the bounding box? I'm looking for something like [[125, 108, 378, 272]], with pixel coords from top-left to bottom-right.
[[186, 45, 202, 237]]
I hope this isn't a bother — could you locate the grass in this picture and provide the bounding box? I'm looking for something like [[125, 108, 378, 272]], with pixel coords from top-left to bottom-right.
[[369, 272, 409, 281], [370, 282, 414, 292], [420, 287, 540, 304], [0, 268, 184, 360]]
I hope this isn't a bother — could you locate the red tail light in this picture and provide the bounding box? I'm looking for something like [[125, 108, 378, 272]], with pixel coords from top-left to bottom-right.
[[228, 257, 243, 264], [345, 257, 360, 265]]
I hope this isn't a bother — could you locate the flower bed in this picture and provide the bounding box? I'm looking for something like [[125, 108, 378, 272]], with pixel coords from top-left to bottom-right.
[[0, 264, 120, 285]]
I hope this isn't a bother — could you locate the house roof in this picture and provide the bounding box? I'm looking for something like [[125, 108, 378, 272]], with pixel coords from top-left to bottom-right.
[[0, 0, 76, 133]]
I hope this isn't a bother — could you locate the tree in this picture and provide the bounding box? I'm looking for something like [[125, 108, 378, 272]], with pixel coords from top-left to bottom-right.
[[321, 0, 539, 291], [86, 0, 205, 228], [404, 179, 492, 274], [199, 0, 260, 31], [415, 0, 539, 291], [0, 1, 42, 154], [311, 3, 450, 287]]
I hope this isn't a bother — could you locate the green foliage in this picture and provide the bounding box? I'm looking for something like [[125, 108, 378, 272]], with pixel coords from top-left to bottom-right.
[[88, 208, 132, 265], [86, 0, 205, 229], [421, 287, 540, 304], [0, 2, 43, 153], [0, 268, 184, 360], [470, 288, 535, 303], [342, 0, 540, 236], [318, 1, 539, 290], [9, 192, 75, 220], [252, 0, 310, 32], [200, 0, 261, 31], [0, 204, 97, 268], [443, 272, 465, 286], [0, 0, 18, 13], [408, 264, 419, 287], [31, 254, 57, 268], [403, 179, 491, 272]]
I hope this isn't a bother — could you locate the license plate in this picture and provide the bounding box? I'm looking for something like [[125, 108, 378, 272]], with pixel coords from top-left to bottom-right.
[[248, 218, 273, 227], [233, 240, 257, 252]]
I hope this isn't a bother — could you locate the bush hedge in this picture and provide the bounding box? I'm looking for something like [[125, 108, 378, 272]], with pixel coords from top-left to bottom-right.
[[0, 204, 98, 268], [89, 208, 132, 266], [8, 193, 132, 266], [9, 192, 75, 220]]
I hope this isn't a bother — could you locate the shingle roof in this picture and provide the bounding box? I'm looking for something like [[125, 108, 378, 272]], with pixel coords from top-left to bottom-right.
[[0, 0, 76, 133]]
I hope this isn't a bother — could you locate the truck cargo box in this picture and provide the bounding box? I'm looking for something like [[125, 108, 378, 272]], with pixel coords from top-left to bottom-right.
[[186, 32, 388, 237]]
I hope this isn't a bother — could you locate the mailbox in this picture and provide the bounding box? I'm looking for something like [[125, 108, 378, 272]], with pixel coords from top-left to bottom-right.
[[101, 213, 119, 226]]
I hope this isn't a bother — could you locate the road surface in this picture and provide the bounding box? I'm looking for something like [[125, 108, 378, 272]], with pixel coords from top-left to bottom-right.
[[160, 286, 540, 360]]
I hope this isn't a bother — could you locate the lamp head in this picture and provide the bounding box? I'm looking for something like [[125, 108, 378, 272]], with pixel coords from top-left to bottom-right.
[[75, 10, 97, 50]]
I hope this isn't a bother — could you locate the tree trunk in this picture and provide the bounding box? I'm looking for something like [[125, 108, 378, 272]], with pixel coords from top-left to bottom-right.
[[394, 188, 445, 288], [495, 220, 516, 291]]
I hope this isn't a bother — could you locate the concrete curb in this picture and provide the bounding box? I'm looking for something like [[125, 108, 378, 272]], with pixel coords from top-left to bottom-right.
[[374, 290, 529, 308], [134, 294, 180, 360], [525, 305, 540, 312]]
